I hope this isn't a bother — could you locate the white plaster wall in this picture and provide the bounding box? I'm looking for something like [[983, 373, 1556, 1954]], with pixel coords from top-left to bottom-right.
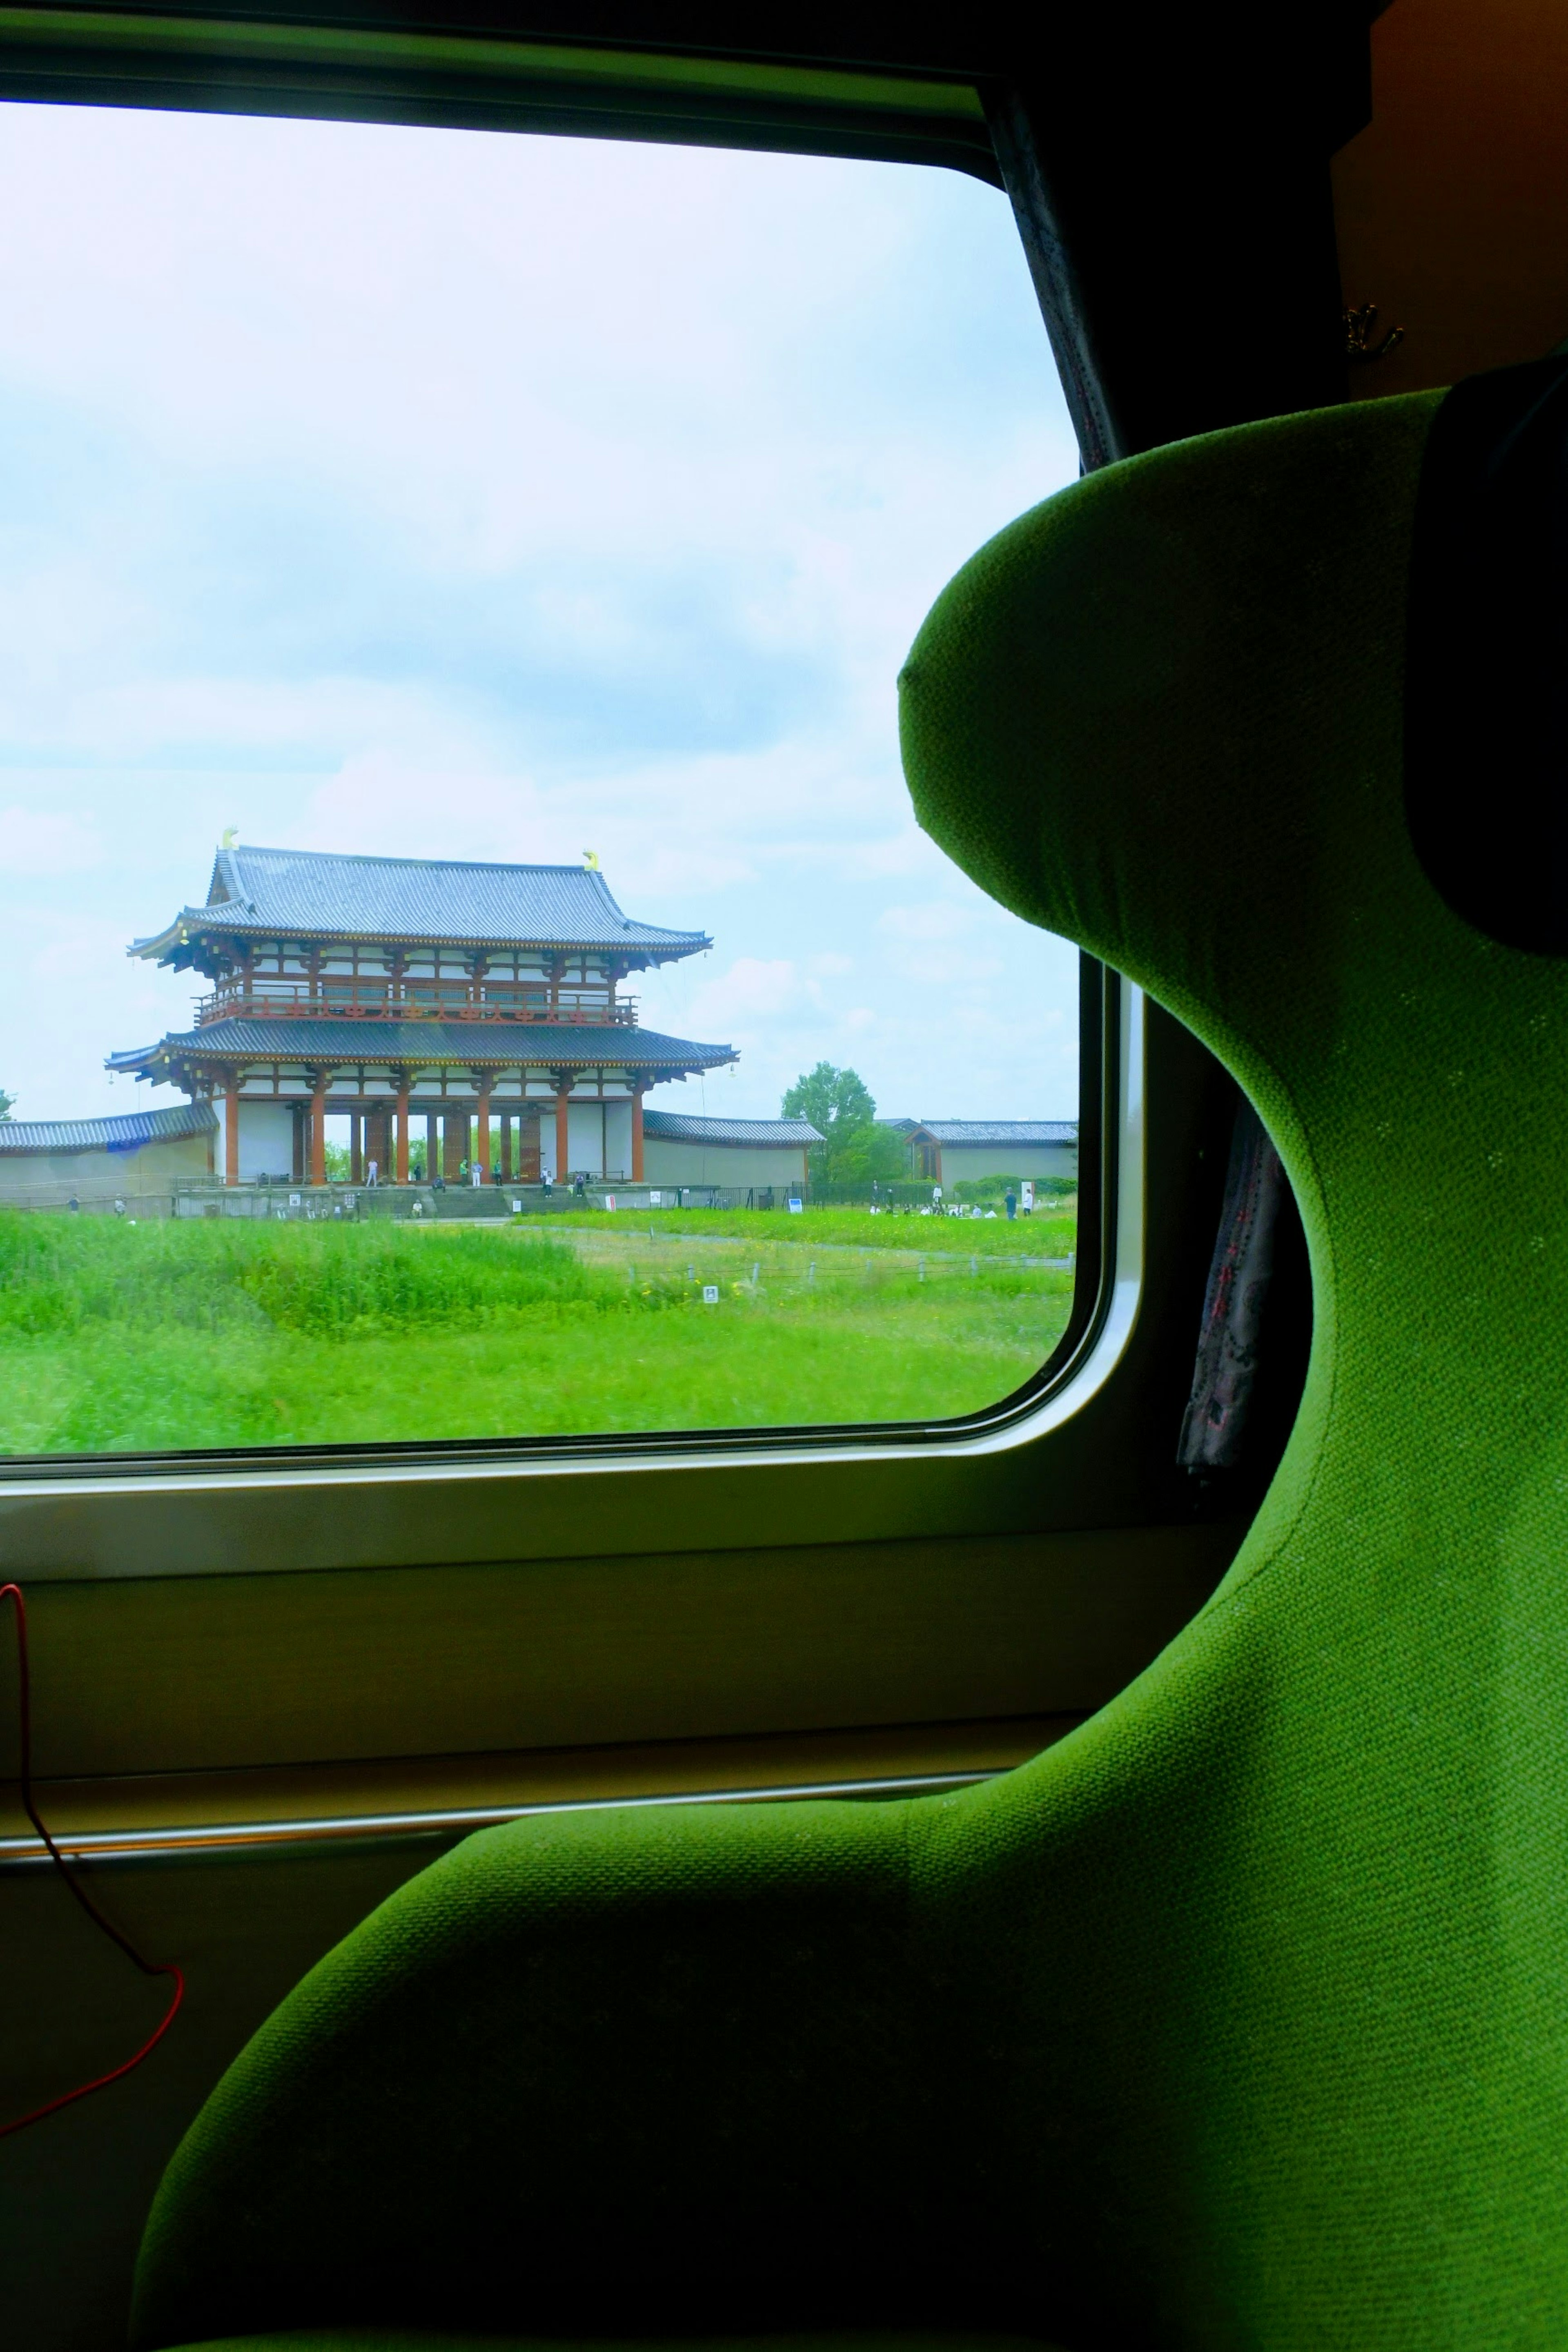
[[641, 1139, 808, 1189], [603, 1098, 633, 1179], [236, 1101, 296, 1181], [566, 1102, 604, 1176], [0, 1131, 214, 1207], [936, 1143, 1078, 1186]]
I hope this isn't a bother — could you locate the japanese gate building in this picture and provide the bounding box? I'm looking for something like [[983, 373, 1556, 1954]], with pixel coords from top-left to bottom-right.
[[107, 843, 737, 1187]]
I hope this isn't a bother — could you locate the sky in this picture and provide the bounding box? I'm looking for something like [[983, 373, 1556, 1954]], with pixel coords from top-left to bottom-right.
[[0, 104, 1082, 1126]]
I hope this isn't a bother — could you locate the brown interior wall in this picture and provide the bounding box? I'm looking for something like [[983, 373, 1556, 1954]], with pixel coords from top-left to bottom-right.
[[517, 1111, 541, 1180], [1332, 0, 1568, 397], [442, 1109, 469, 1180], [363, 1107, 390, 1174], [0, 1838, 449, 2352]]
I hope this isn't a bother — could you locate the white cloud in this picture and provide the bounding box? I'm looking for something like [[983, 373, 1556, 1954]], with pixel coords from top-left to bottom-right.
[[878, 900, 976, 942], [693, 958, 801, 1022], [0, 805, 102, 873]]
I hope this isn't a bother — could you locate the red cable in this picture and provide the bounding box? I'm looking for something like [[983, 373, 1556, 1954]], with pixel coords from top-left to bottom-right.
[[0, 1581, 183, 2140]]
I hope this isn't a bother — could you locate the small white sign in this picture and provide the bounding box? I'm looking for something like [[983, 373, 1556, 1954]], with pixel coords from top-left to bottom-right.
[[788, 1196, 804, 1213], [510, 1198, 522, 1213], [288, 1193, 301, 1207], [702, 1284, 719, 1305], [648, 1189, 662, 1205], [604, 1194, 616, 1211]]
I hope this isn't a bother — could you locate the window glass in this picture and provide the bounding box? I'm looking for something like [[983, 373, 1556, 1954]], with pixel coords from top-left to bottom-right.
[[0, 106, 1082, 1456]]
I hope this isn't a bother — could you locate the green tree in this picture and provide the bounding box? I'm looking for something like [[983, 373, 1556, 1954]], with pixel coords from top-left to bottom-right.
[[782, 1062, 904, 1187], [0, 1086, 14, 1122]]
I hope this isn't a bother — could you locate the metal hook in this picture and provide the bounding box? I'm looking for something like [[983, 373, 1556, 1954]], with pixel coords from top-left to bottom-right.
[[1345, 303, 1405, 365]]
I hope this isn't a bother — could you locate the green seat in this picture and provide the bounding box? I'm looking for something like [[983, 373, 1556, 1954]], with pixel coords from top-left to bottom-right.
[[133, 376, 1568, 2351]]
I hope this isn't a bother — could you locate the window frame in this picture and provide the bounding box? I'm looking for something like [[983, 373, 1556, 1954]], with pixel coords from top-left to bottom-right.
[[0, 33, 1247, 1826], [0, 965, 1141, 1569]]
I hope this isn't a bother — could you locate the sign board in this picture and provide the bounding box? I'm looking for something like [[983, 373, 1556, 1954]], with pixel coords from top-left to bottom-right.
[[702, 1285, 719, 1305], [288, 1193, 301, 1208], [648, 1190, 662, 1205], [604, 1194, 616, 1212], [788, 1196, 804, 1213], [510, 1199, 523, 1214]]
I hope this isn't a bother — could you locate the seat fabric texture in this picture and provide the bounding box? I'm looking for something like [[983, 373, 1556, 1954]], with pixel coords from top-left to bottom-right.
[[132, 381, 1568, 2352]]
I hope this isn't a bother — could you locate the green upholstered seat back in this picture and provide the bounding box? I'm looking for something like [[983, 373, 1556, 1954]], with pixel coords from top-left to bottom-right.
[[135, 389, 1568, 2352], [898, 386, 1568, 2337]]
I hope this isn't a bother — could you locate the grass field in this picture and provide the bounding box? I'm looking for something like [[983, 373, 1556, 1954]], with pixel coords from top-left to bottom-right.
[[0, 1205, 1078, 1455]]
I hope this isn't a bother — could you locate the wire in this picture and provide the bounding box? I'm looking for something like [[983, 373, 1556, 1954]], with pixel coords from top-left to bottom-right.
[[0, 1581, 184, 2140]]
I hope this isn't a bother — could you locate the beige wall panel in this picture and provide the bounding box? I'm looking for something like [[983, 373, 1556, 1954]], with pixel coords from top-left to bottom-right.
[[7, 1523, 1235, 1782]]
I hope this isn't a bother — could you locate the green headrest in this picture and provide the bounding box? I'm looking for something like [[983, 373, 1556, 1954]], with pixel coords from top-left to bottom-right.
[[898, 388, 1446, 1189], [899, 368, 1568, 1228], [899, 370, 1568, 1590]]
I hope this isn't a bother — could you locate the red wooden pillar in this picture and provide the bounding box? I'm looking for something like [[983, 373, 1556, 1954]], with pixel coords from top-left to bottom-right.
[[224, 1073, 241, 1186], [500, 1112, 512, 1181], [394, 1077, 411, 1185], [631, 1083, 645, 1182], [309, 1075, 328, 1186], [475, 1078, 493, 1178], [555, 1081, 571, 1182], [350, 1113, 362, 1183]]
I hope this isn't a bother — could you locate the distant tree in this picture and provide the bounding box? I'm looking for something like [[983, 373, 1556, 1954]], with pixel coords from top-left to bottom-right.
[[0, 1086, 14, 1122], [782, 1062, 904, 1187], [837, 1119, 907, 1185]]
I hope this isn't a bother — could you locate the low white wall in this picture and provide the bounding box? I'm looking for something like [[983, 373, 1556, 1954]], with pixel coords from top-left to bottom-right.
[[0, 1130, 214, 1210], [937, 1143, 1078, 1187], [641, 1138, 808, 1189]]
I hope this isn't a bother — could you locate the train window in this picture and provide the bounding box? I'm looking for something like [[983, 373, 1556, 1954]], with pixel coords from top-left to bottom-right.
[[0, 102, 1089, 1462]]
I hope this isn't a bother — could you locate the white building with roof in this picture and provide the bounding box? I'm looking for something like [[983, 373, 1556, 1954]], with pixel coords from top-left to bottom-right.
[[881, 1119, 1078, 1189], [109, 842, 735, 1186]]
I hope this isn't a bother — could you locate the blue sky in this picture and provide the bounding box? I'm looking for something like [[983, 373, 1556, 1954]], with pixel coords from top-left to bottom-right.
[[0, 105, 1081, 1124]]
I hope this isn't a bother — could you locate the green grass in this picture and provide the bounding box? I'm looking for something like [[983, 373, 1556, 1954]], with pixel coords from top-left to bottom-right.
[[544, 1202, 1078, 1256], [0, 1207, 1077, 1455]]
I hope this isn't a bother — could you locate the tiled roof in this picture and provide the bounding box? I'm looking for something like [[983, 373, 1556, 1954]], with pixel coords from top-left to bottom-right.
[[107, 1020, 735, 1075], [881, 1119, 1078, 1146], [642, 1112, 823, 1147], [0, 1101, 216, 1155], [130, 844, 710, 958]]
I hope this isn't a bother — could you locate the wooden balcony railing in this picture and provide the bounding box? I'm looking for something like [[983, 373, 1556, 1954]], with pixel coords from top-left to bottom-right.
[[195, 980, 638, 1028]]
